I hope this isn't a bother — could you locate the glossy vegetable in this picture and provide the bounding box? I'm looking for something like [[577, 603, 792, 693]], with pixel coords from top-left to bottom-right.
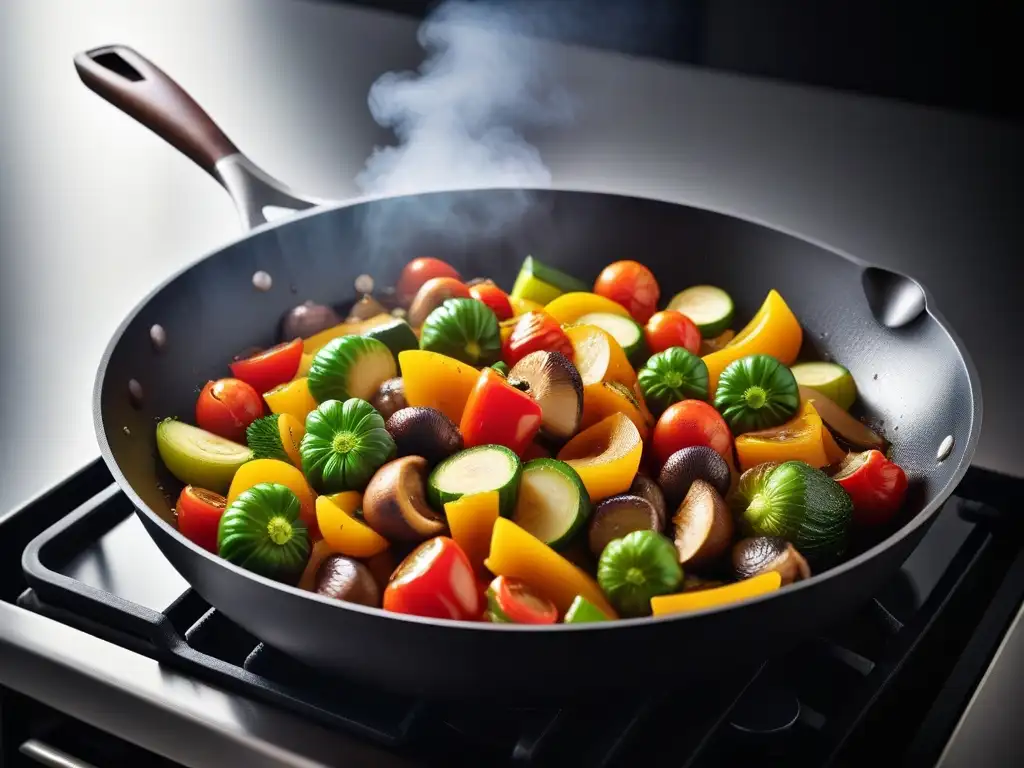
[[469, 282, 514, 321], [580, 381, 652, 442], [734, 399, 843, 471], [652, 399, 734, 468], [577, 312, 647, 366], [508, 295, 545, 317], [298, 538, 337, 592], [593, 260, 660, 324], [502, 311, 574, 368], [657, 445, 731, 510], [445, 490, 501, 572], [629, 473, 667, 524], [229, 338, 303, 395], [313, 554, 380, 607], [246, 413, 304, 467], [363, 319, 419, 372], [428, 444, 522, 517], [408, 277, 471, 327], [556, 412, 643, 502], [714, 354, 800, 434], [347, 295, 390, 323], [155, 419, 253, 494], [792, 362, 857, 411], [383, 537, 480, 620], [226, 458, 318, 539], [460, 368, 543, 456], [484, 575, 558, 624], [263, 377, 318, 423], [315, 494, 389, 558], [386, 406, 463, 466], [638, 348, 710, 415], [511, 459, 591, 549], [563, 595, 609, 623], [307, 335, 397, 405], [798, 386, 885, 450], [597, 530, 682, 617], [363, 456, 446, 542], [544, 292, 632, 325], [217, 482, 311, 583], [666, 285, 734, 337], [420, 298, 502, 367], [732, 537, 811, 586], [644, 311, 701, 356], [398, 350, 479, 424], [699, 329, 737, 356], [281, 300, 342, 341], [397, 257, 461, 305], [565, 323, 636, 387], [507, 351, 584, 441], [175, 486, 227, 553], [484, 517, 617, 618], [650, 571, 782, 616], [587, 494, 663, 559], [299, 398, 396, 493], [510, 255, 589, 305], [301, 314, 394, 356], [833, 449, 908, 526], [196, 378, 264, 442], [370, 377, 408, 420], [671, 479, 734, 569]]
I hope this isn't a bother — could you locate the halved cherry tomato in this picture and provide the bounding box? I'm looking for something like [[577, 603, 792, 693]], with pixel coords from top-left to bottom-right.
[[195, 378, 264, 442], [593, 260, 660, 324], [382, 537, 480, 620], [485, 575, 558, 624], [175, 486, 227, 553], [652, 399, 734, 467], [469, 282, 514, 321], [229, 338, 303, 394], [502, 311, 573, 367], [645, 310, 701, 355], [397, 257, 461, 305]]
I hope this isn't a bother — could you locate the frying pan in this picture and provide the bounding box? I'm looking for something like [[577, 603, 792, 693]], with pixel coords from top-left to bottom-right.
[[76, 45, 982, 697]]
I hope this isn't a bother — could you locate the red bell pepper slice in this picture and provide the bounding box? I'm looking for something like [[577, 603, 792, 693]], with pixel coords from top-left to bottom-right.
[[502, 311, 573, 368], [175, 485, 227, 553], [383, 537, 480, 620], [460, 368, 542, 456], [229, 338, 303, 394], [833, 449, 908, 526], [485, 575, 558, 624]]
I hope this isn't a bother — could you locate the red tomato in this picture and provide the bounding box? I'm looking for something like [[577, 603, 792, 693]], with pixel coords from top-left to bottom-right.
[[502, 311, 573, 367], [195, 378, 264, 442], [229, 338, 303, 394], [396, 257, 461, 305], [469, 282, 513, 321], [593, 260, 661, 324], [175, 486, 227, 553], [653, 400, 734, 467], [486, 576, 558, 624], [645, 311, 702, 355]]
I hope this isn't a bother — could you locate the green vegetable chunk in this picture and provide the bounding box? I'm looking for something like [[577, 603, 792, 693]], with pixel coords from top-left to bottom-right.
[[714, 354, 799, 434], [736, 460, 853, 567], [300, 398, 396, 493], [510, 255, 589, 304], [637, 347, 710, 415], [217, 482, 311, 583], [491, 361, 510, 376], [576, 312, 648, 367], [246, 414, 293, 464], [428, 445, 522, 517], [307, 335, 397, 404], [512, 458, 591, 549], [419, 298, 502, 367], [564, 595, 609, 623], [791, 361, 857, 411], [597, 530, 683, 617], [155, 418, 253, 494], [363, 319, 419, 373], [666, 285, 734, 337]]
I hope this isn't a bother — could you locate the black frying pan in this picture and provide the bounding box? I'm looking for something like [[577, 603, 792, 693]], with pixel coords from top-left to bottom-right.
[[76, 45, 982, 698]]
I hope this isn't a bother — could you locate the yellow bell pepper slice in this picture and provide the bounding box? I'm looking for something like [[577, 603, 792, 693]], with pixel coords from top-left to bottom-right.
[[556, 412, 642, 502], [735, 400, 835, 471], [227, 458, 318, 532], [544, 292, 632, 325], [315, 495, 389, 559], [485, 517, 617, 618], [295, 352, 314, 378], [565, 324, 636, 387], [325, 490, 363, 514], [263, 377, 318, 422], [398, 350, 480, 424], [445, 490, 501, 572], [509, 296, 545, 317], [275, 413, 305, 467], [651, 571, 782, 616], [580, 381, 651, 442], [703, 290, 802, 395], [301, 313, 394, 355]]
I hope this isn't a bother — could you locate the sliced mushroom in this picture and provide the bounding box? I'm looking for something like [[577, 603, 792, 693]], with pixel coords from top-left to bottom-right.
[[408, 277, 468, 327], [508, 351, 584, 441], [362, 456, 446, 542], [732, 537, 811, 586], [315, 555, 381, 607], [386, 406, 463, 466], [672, 479, 735, 569], [347, 294, 389, 322], [588, 494, 663, 558], [680, 574, 726, 592], [629, 472, 667, 524], [371, 377, 408, 420], [799, 386, 886, 450], [280, 300, 342, 340], [658, 446, 731, 511]]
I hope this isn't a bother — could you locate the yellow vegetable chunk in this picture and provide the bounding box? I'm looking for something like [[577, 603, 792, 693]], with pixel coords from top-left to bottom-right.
[[276, 413, 305, 467], [565, 324, 636, 387], [556, 413, 642, 502], [301, 313, 393, 355], [580, 381, 651, 442], [445, 490, 501, 572], [508, 296, 545, 317], [398, 350, 480, 424], [227, 458, 318, 534], [544, 292, 631, 325], [325, 490, 363, 514], [315, 495, 390, 559], [263, 377, 318, 423], [650, 571, 782, 616], [296, 352, 314, 378], [734, 400, 834, 471], [485, 517, 617, 618]]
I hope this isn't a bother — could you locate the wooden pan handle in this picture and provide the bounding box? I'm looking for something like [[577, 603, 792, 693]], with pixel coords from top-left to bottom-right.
[[74, 45, 238, 176]]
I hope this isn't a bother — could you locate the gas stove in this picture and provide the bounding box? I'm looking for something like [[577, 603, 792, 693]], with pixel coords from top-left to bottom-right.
[[1, 460, 1022, 768]]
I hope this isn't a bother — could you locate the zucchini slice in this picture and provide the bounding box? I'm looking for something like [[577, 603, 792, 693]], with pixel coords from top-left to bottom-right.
[[576, 311, 647, 366], [667, 285, 735, 337], [427, 445, 522, 517], [363, 319, 419, 372], [156, 418, 253, 494], [510, 255, 589, 305], [307, 335, 397, 404], [511, 458, 591, 549], [791, 361, 857, 411]]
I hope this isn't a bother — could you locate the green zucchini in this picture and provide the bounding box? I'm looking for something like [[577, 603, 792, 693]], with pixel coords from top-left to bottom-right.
[[307, 335, 397, 404], [363, 319, 419, 373], [791, 361, 857, 411], [156, 418, 253, 494], [427, 445, 522, 517], [667, 285, 734, 337], [564, 595, 609, 623], [576, 311, 647, 366], [510, 255, 589, 305], [511, 459, 591, 549]]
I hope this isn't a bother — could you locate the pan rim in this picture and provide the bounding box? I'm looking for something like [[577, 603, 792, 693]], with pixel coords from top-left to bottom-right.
[[92, 184, 984, 633]]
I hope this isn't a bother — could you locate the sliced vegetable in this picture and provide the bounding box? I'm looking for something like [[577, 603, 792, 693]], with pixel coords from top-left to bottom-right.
[[315, 494, 389, 558], [556, 412, 643, 502], [229, 338, 303, 395], [296, 352, 314, 378], [650, 571, 782, 616], [281, 300, 342, 342], [629, 473, 667, 525], [420, 298, 502, 367], [666, 285, 734, 337], [597, 530, 682, 617], [732, 537, 811, 586], [363, 319, 419, 371], [428, 444, 522, 517], [798, 386, 886, 450], [398, 350, 479, 424], [383, 537, 480, 620], [593, 260, 660, 324], [638, 348, 710, 415], [507, 351, 584, 442], [699, 329, 736, 356], [644, 311, 701, 356], [484, 517, 617, 618], [246, 413, 304, 467], [652, 399, 734, 468], [577, 312, 647, 366], [396, 257, 461, 306], [657, 445, 731, 511], [307, 335, 397, 405], [408, 277, 471, 327], [502, 311, 574, 368], [196, 378, 264, 442], [227, 458, 318, 539], [301, 313, 394, 355], [792, 362, 857, 411], [734, 399, 837, 471], [511, 458, 591, 549], [510, 255, 589, 305], [346, 295, 389, 323], [314, 554, 380, 606], [363, 456, 446, 542], [727, 462, 780, 519], [563, 595, 609, 623], [217, 482, 311, 583], [156, 418, 253, 494], [671, 479, 735, 569], [544, 292, 632, 325], [386, 406, 463, 466], [580, 381, 651, 442], [484, 575, 558, 624], [263, 377, 318, 423], [444, 490, 501, 572], [175, 486, 227, 553], [298, 538, 337, 592], [714, 354, 800, 434], [565, 323, 636, 387], [460, 368, 543, 456], [588, 494, 663, 559], [324, 489, 363, 516], [508, 295, 545, 317], [736, 459, 854, 566], [469, 282, 514, 321], [491, 361, 510, 376], [369, 377, 408, 421], [833, 449, 908, 526], [299, 398, 395, 493]]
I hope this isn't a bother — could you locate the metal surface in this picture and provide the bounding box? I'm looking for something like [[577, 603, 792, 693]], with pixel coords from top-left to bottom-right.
[[212, 153, 324, 230], [19, 740, 100, 768]]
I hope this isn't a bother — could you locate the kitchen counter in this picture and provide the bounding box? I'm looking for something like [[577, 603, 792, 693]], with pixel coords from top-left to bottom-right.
[[1, 0, 1021, 514]]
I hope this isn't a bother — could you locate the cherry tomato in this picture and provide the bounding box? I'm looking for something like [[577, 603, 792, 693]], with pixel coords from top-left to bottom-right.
[[652, 399, 734, 467], [396, 257, 461, 306], [645, 311, 702, 356], [485, 575, 558, 624], [502, 311, 573, 367], [469, 282, 513, 321], [383, 537, 480, 620], [195, 378, 264, 442], [175, 485, 227, 553], [229, 338, 303, 394], [593, 260, 660, 324]]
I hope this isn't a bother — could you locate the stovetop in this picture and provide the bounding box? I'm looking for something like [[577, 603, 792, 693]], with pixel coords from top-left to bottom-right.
[[1, 461, 1023, 767]]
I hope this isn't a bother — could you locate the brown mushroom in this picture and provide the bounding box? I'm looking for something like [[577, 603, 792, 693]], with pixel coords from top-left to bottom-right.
[[386, 407, 463, 466], [588, 494, 663, 558], [658, 446, 731, 511], [629, 472, 667, 525], [346, 294, 389, 322], [314, 555, 381, 607], [362, 456, 446, 542], [408, 277, 469, 327], [731, 537, 811, 586], [280, 300, 342, 340], [672, 479, 735, 569], [371, 378, 408, 420]]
